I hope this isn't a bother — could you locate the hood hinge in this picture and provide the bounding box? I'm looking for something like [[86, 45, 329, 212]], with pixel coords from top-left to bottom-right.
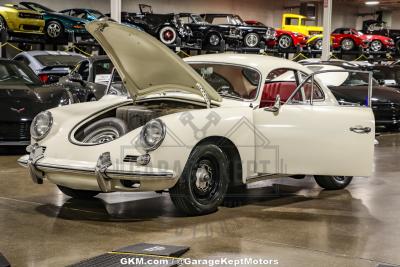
[[196, 83, 211, 109]]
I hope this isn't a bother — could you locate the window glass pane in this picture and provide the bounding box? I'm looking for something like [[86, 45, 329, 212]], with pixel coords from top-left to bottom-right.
[[190, 63, 260, 100]]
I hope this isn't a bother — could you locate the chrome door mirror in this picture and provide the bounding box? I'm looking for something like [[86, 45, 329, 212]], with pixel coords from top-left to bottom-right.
[[264, 95, 281, 112]]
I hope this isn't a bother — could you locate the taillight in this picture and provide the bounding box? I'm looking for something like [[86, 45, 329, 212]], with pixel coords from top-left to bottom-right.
[[39, 74, 49, 84]]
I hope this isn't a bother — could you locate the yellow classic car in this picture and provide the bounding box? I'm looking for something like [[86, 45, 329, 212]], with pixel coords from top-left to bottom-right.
[[0, 4, 44, 35], [281, 13, 323, 37]]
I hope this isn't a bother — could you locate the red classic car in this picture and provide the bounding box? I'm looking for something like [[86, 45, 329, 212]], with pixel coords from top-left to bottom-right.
[[245, 20, 307, 49], [331, 27, 394, 52]]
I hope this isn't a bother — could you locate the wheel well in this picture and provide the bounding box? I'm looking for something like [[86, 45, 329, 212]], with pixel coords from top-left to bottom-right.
[[46, 19, 64, 29], [0, 15, 8, 28], [194, 136, 243, 187]]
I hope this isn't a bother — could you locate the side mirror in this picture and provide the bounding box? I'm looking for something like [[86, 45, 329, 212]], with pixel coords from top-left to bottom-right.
[[68, 72, 84, 84], [264, 95, 281, 112]]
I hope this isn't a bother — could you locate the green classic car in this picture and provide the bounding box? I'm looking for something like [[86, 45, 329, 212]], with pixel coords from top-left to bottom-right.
[[19, 2, 88, 39]]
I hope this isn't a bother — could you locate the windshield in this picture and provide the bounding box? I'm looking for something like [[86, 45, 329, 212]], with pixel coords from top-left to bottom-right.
[[189, 63, 260, 100], [0, 61, 41, 85], [233, 15, 244, 25], [191, 14, 206, 23], [106, 69, 127, 96], [23, 2, 54, 12], [87, 10, 104, 19], [34, 55, 84, 67]]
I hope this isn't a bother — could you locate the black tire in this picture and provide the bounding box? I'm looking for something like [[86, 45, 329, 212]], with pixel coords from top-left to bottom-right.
[[82, 117, 128, 144], [169, 144, 229, 216], [159, 26, 177, 45], [314, 176, 353, 190], [314, 39, 323, 50], [396, 39, 400, 54], [244, 32, 260, 48], [45, 20, 64, 39], [207, 32, 222, 47], [278, 34, 293, 50], [57, 185, 99, 199], [0, 15, 7, 32], [341, 38, 355, 51], [221, 184, 247, 208]]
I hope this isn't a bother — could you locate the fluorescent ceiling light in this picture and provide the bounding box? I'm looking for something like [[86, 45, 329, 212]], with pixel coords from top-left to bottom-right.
[[365, 1, 380, 5]]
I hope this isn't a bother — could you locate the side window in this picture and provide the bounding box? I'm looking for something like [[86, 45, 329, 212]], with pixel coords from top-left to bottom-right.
[[260, 68, 299, 108], [211, 17, 229, 25], [14, 56, 30, 66], [77, 61, 89, 81], [285, 18, 298, 26]]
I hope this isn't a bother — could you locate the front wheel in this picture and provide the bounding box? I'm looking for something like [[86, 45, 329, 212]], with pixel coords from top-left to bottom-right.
[[370, 40, 383, 52], [169, 144, 229, 216], [314, 176, 353, 190], [207, 33, 221, 47], [278, 35, 293, 49], [46, 21, 64, 39], [244, 33, 260, 48], [57, 185, 100, 199], [314, 39, 323, 50], [0, 16, 7, 32]]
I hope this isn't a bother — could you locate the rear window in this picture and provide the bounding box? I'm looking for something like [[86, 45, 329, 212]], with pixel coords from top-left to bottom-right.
[[34, 55, 84, 67]]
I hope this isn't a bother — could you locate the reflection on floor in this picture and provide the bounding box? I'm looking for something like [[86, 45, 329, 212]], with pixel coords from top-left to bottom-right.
[[0, 134, 400, 266]]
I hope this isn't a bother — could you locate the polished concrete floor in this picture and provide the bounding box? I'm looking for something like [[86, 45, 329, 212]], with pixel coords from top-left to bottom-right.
[[1, 134, 400, 267]]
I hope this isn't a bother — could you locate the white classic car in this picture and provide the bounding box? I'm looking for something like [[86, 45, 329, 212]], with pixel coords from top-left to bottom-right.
[[18, 21, 375, 216]]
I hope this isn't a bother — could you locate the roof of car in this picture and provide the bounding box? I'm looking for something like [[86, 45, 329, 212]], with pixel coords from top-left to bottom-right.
[[184, 53, 312, 76]]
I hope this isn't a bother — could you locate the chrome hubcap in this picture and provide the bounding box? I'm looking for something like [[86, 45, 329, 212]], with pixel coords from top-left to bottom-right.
[[315, 39, 323, 50], [245, 33, 259, 47], [209, 34, 220, 46], [342, 39, 354, 51], [195, 164, 212, 192], [47, 23, 61, 38], [279, 36, 291, 49], [160, 27, 176, 44], [370, 40, 382, 51], [0, 19, 5, 31]]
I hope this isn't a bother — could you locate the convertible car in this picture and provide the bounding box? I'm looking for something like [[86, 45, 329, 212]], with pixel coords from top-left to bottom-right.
[[18, 21, 374, 216], [302, 60, 400, 130], [201, 13, 275, 48]]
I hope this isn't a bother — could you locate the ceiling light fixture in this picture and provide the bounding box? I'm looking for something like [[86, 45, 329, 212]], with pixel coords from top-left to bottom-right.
[[365, 1, 380, 5]]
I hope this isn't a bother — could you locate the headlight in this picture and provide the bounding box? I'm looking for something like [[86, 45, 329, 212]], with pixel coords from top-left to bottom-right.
[[140, 119, 166, 151], [30, 111, 53, 141]]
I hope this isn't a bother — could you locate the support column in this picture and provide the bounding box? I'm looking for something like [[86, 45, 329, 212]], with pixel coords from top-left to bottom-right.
[[321, 0, 332, 61], [110, 0, 121, 23]]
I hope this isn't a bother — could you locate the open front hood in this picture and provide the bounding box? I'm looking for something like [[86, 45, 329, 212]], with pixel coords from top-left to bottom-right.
[[86, 21, 221, 103]]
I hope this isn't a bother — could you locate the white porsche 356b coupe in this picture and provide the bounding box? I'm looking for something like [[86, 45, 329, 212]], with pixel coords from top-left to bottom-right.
[[18, 21, 375, 216]]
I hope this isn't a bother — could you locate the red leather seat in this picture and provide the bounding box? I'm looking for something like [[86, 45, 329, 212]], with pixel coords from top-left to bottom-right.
[[260, 82, 298, 108]]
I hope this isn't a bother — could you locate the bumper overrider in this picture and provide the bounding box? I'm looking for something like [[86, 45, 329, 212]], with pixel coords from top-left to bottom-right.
[[18, 143, 176, 192]]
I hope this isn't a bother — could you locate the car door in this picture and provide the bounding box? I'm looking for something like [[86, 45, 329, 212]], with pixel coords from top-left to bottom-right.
[[253, 68, 374, 177]]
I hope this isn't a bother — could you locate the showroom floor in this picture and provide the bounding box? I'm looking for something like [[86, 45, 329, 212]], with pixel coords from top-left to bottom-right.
[[0, 134, 400, 267]]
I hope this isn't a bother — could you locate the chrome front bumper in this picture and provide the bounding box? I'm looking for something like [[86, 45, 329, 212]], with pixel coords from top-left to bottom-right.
[[18, 144, 176, 192]]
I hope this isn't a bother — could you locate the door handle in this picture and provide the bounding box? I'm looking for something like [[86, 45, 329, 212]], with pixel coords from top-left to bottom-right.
[[350, 126, 372, 134]]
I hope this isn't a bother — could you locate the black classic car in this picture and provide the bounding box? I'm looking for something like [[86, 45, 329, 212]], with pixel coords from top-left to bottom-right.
[[302, 60, 400, 131], [200, 13, 275, 48], [0, 59, 80, 146], [122, 4, 192, 45], [58, 55, 117, 101], [177, 13, 242, 49]]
